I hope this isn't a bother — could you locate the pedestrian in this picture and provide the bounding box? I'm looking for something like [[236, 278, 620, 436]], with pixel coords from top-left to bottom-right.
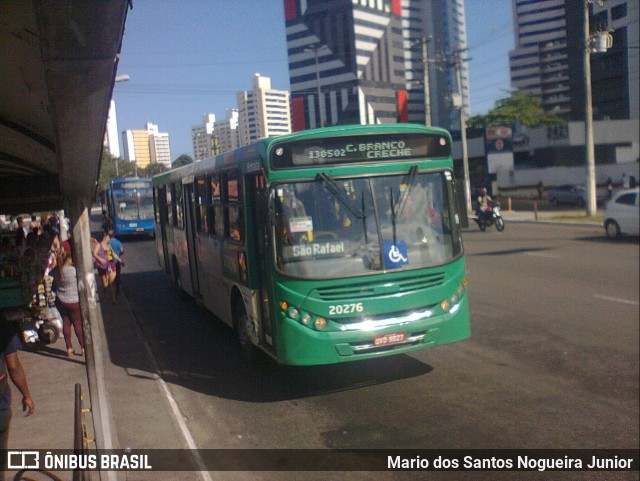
[[101, 210, 114, 234], [621, 173, 629, 189], [13, 216, 26, 254], [536, 180, 544, 200], [55, 250, 85, 358], [630, 175, 637, 189], [92, 232, 118, 304], [108, 229, 125, 296], [606, 177, 613, 200], [0, 321, 35, 478]]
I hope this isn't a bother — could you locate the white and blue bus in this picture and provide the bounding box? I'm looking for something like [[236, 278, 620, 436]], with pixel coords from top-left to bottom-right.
[[105, 177, 155, 237]]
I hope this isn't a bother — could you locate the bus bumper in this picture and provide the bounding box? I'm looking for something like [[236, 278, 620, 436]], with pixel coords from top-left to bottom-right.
[[276, 296, 470, 365]]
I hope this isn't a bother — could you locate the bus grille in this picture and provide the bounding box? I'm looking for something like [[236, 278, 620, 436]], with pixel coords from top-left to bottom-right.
[[313, 272, 445, 301]]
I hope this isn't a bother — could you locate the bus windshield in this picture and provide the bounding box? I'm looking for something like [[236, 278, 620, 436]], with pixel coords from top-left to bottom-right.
[[273, 170, 461, 278], [112, 187, 154, 221]]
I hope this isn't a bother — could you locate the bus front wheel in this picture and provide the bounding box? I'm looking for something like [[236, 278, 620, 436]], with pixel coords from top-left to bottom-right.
[[234, 301, 260, 362]]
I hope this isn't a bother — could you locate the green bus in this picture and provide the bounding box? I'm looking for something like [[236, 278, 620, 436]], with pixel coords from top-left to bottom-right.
[[153, 124, 470, 365]]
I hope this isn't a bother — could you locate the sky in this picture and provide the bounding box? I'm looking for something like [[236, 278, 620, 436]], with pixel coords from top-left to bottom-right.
[[112, 0, 514, 159]]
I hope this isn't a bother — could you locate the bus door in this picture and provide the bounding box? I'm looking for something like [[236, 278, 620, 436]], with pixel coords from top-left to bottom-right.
[[182, 180, 201, 298], [247, 173, 274, 346], [155, 186, 171, 274]]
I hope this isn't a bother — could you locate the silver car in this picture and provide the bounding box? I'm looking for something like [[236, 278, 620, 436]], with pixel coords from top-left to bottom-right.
[[547, 184, 587, 207]]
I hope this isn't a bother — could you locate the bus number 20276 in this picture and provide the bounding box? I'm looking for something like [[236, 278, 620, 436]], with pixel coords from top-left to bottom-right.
[[328, 303, 364, 315]]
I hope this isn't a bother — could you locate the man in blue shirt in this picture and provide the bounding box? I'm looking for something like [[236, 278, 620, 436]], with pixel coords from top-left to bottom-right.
[[108, 229, 125, 296], [1, 322, 35, 476]]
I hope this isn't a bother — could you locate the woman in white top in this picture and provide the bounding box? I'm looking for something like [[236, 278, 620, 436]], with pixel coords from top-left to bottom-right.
[[55, 250, 84, 357]]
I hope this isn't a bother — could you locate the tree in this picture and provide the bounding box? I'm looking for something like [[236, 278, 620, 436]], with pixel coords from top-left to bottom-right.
[[467, 91, 564, 128], [173, 154, 194, 168], [140, 163, 169, 177], [97, 150, 136, 195]]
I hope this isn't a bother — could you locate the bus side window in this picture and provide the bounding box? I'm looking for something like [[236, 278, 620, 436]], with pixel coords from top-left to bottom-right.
[[195, 176, 208, 234], [211, 175, 223, 237], [225, 173, 243, 242], [166, 186, 174, 226], [175, 182, 184, 229]]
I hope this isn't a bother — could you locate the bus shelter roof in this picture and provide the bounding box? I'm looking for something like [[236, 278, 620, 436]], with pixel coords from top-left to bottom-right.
[[0, 0, 130, 215]]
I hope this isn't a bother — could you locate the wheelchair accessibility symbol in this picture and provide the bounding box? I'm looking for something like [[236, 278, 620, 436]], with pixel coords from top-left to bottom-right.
[[383, 241, 409, 268]]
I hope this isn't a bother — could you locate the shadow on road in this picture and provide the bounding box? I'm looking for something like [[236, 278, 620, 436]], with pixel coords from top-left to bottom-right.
[[102, 269, 433, 403]]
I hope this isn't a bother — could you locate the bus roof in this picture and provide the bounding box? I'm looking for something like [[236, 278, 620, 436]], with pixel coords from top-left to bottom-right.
[[153, 123, 452, 186]]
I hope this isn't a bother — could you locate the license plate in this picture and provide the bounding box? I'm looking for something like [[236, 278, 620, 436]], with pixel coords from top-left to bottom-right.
[[136, 227, 144, 232], [373, 331, 406, 346]]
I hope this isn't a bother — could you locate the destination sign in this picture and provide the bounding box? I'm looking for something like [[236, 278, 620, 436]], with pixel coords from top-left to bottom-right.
[[270, 133, 450, 169]]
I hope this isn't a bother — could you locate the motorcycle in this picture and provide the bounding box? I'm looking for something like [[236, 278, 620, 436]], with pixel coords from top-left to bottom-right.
[[475, 202, 505, 232]]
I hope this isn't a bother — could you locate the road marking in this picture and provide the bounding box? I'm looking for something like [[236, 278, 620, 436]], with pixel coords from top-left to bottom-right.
[[128, 298, 214, 481], [594, 294, 639, 306], [524, 252, 561, 259]]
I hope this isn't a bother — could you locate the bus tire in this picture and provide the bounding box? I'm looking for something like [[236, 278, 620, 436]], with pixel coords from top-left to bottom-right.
[[234, 300, 260, 363]]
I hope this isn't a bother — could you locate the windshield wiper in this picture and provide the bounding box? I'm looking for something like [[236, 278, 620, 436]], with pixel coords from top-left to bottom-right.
[[395, 165, 418, 219], [390, 165, 418, 244], [316, 173, 365, 220]]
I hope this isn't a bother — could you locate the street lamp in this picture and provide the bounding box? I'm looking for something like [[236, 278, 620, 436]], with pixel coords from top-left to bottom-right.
[[304, 44, 327, 128]]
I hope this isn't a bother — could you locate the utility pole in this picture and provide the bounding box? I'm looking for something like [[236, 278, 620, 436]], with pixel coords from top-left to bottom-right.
[[304, 44, 326, 128], [453, 50, 472, 213], [584, 0, 596, 216], [583, 0, 612, 216], [420, 37, 432, 127]]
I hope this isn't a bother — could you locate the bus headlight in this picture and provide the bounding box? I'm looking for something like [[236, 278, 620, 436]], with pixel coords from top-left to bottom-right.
[[301, 313, 312, 325], [288, 308, 300, 319], [440, 300, 451, 313], [314, 317, 327, 330]]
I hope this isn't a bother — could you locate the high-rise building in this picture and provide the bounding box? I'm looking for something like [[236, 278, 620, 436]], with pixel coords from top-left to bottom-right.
[[213, 109, 240, 155], [104, 100, 121, 158], [148, 122, 171, 168], [122, 123, 171, 171], [509, 0, 638, 121], [285, 0, 405, 130], [191, 114, 216, 161], [284, 0, 468, 131], [402, 0, 470, 129], [237, 74, 291, 146]]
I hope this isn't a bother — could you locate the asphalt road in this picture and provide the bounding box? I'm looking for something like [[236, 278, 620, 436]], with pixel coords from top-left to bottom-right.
[[116, 222, 639, 481]]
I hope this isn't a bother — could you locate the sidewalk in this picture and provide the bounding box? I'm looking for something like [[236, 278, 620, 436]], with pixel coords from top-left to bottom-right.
[[7, 291, 199, 480], [499, 207, 603, 225]]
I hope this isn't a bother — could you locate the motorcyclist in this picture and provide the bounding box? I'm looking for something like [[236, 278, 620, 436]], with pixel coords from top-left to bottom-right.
[[476, 187, 492, 222]]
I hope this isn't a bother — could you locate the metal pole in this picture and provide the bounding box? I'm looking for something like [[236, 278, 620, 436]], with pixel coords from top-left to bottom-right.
[[455, 55, 472, 213], [314, 48, 324, 128], [584, 0, 597, 216], [422, 37, 431, 127]]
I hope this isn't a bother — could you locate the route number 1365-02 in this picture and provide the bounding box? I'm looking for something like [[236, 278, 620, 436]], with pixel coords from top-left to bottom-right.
[[328, 303, 364, 315]]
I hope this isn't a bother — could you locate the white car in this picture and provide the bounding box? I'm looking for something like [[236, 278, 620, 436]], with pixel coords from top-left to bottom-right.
[[603, 187, 639, 239]]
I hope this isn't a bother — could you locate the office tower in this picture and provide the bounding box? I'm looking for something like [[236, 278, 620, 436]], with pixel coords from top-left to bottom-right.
[[285, 0, 406, 130], [192, 114, 216, 161], [237, 74, 291, 146], [509, 0, 638, 121], [213, 109, 240, 155], [105, 100, 121, 158]]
